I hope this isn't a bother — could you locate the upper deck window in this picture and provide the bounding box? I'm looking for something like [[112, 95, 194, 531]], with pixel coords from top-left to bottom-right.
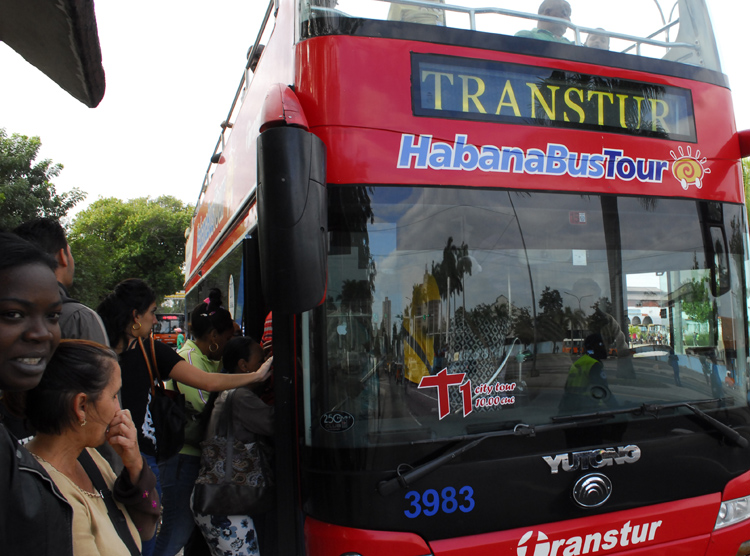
[[301, 0, 722, 74]]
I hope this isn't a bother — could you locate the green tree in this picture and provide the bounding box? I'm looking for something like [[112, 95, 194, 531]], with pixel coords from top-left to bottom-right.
[[682, 275, 712, 323], [512, 306, 535, 348], [337, 279, 372, 314], [68, 196, 193, 309], [537, 287, 566, 351], [0, 128, 85, 229], [431, 236, 472, 318]]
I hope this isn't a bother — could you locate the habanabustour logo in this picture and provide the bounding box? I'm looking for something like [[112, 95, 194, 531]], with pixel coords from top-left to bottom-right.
[[670, 145, 710, 190], [396, 134, 712, 192], [396, 134, 670, 183], [516, 519, 663, 556]]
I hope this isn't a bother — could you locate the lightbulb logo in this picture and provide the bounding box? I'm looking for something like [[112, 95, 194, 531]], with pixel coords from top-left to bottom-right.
[[670, 145, 710, 190], [517, 531, 550, 556]]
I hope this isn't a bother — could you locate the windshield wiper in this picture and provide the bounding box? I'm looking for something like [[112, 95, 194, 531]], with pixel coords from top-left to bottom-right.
[[553, 398, 748, 448], [378, 399, 747, 496], [649, 400, 747, 448], [378, 421, 585, 496]]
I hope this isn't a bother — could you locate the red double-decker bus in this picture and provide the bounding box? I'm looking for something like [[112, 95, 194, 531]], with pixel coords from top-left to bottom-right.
[[184, 1, 750, 554]]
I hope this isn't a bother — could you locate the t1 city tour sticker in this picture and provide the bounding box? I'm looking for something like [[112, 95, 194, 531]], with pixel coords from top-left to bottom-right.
[[417, 368, 516, 419]]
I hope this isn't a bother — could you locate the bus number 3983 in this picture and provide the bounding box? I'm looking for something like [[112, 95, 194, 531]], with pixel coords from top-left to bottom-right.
[[404, 486, 475, 518]]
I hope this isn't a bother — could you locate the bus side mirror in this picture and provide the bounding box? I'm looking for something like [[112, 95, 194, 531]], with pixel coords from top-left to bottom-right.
[[698, 202, 731, 298], [257, 126, 327, 314], [708, 226, 730, 298]]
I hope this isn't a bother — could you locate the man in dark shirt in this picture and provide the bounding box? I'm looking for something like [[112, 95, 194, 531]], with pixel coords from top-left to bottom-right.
[[14, 218, 109, 346]]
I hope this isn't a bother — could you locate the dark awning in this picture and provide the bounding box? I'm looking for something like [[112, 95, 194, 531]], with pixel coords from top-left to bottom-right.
[[0, 0, 105, 107]]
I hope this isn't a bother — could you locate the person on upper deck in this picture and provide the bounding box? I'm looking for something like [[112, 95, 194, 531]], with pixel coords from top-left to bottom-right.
[[585, 28, 610, 50], [515, 0, 572, 44]]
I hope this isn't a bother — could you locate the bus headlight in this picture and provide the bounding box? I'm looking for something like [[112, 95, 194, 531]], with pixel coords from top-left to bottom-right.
[[715, 496, 750, 530]]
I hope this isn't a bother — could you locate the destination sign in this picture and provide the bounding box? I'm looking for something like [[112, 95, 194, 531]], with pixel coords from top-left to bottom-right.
[[412, 53, 696, 142]]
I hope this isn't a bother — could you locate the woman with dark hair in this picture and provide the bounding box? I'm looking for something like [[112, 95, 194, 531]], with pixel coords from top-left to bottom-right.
[[155, 288, 237, 556], [97, 279, 272, 556], [193, 336, 275, 556], [25, 340, 161, 555], [0, 231, 68, 554]]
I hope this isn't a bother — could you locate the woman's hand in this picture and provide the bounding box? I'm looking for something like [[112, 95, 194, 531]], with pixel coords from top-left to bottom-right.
[[252, 356, 273, 382], [106, 409, 143, 483]]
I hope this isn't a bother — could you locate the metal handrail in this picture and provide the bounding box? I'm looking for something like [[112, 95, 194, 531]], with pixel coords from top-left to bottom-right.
[[365, 0, 695, 51], [191, 0, 275, 218], [621, 18, 680, 54]]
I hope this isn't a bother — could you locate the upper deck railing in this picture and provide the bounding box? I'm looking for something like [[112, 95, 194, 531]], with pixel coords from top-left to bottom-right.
[[312, 0, 693, 55], [191, 1, 275, 218]]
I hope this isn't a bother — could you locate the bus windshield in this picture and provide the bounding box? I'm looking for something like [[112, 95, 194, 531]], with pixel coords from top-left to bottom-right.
[[308, 186, 748, 447], [302, 0, 722, 73]]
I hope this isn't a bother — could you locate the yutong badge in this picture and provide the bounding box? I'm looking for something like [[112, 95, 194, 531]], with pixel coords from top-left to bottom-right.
[[573, 474, 613, 508], [542, 445, 641, 474]]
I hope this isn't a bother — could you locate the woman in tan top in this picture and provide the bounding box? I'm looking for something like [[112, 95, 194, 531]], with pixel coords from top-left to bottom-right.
[[25, 340, 161, 555]]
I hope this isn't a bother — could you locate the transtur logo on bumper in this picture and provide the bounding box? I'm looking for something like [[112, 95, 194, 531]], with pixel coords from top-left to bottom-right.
[[517, 520, 662, 556]]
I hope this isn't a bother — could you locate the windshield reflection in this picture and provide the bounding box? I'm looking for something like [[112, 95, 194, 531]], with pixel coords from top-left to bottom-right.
[[309, 186, 748, 447]]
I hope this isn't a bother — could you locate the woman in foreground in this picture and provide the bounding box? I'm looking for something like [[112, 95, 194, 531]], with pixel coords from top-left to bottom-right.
[[25, 340, 161, 555], [0, 232, 65, 553]]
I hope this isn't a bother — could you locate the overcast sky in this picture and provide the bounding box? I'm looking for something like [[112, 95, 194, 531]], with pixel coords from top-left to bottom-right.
[[0, 1, 267, 218], [1, 1, 749, 220]]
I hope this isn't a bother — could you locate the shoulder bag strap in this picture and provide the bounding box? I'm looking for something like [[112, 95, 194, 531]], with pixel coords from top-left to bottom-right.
[[137, 337, 156, 396], [220, 390, 236, 486], [143, 335, 180, 393], [148, 335, 162, 383], [78, 449, 140, 556], [216, 389, 236, 438]]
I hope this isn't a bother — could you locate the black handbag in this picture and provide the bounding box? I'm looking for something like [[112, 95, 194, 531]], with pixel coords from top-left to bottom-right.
[[193, 390, 275, 516], [138, 336, 186, 463]]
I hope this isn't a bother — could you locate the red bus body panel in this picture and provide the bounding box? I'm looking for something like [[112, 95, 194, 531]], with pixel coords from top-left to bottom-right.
[[184, 3, 295, 288], [307, 492, 750, 556], [295, 36, 743, 204], [305, 517, 432, 556]]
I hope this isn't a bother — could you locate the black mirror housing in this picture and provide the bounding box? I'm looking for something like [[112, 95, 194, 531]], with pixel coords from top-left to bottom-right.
[[257, 126, 327, 314]]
